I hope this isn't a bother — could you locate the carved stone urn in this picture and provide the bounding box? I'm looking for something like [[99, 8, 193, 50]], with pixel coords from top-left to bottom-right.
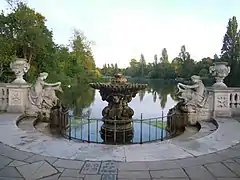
[[209, 61, 230, 89], [89, 73, 148, 143], [10, 58, 30, 84]]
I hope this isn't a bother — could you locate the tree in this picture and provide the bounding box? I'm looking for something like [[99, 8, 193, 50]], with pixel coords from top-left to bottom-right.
[[221, 16, 240, 86], [160, 48, 169, 63], [179, 45, 190, 62], [213, 54, 219, 62], [10, 3, 53, 65], [140, 54, 146, 77], [70, 29, 96, 71], [154, 54, 158, 66], [0, 1, 99, 84]]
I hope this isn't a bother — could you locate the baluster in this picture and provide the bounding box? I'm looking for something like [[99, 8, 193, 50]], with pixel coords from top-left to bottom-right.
[[237, 93, 240, 108], [230, 93, 233, 108]]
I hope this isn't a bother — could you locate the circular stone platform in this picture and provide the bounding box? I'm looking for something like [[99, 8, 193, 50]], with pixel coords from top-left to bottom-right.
[[1, 113, 240, 162]]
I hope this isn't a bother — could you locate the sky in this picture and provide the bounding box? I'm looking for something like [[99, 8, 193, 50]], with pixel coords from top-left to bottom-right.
[[0, 0, 240, 68]]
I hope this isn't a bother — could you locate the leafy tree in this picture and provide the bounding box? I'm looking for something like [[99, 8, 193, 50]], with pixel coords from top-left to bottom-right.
[[140, 54, 146, 77], [160, 48, 169, 63], [221, 16, 240, 86], [179, 45, 190, 62], [154, 54, 158, 66], [0, 1, 99, 85]]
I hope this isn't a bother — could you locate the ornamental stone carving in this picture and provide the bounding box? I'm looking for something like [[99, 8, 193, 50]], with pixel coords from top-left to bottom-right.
[[216, 95, 228, 108], [167, 75, 211, 135], [209, 61, 230, 89], [28, 72, 63, 120], [10, 58, 30, 84], [10, 90, 21, 105], [89, 73, 148, 143], [177, 75, 209, 112]]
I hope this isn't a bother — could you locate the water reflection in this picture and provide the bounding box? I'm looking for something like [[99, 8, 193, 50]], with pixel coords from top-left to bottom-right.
[[60, 79, 178, 118]]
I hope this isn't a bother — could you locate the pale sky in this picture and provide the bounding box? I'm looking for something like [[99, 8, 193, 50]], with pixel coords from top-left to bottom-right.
[[1, 0, 240, 68]]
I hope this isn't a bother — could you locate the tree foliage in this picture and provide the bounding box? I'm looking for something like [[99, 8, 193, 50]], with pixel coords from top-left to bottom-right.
[[0, 1, 99, 84], [221, 16, 240, 86], [101, 45, 213, 81], [101, 16, 240, 87]]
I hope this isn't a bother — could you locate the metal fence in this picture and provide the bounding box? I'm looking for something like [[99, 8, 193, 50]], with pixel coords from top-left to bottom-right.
[[59, 110, 175, 145]]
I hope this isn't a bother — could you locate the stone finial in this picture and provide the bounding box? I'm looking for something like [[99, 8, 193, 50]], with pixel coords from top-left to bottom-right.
[[10, 58, 30, 84]]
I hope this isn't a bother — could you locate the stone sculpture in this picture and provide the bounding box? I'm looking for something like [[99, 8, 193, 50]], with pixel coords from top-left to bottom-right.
[[28, 72, 63, 120], [209, 61, 230, 89], [166, 75, 211, 136], [10, 58, 30, 84], [177, 75, 208, 112], [89, 73, 148, 143]]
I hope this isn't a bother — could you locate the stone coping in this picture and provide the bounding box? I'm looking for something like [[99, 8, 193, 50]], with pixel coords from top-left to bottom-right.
[[0, 113, 240, 162]]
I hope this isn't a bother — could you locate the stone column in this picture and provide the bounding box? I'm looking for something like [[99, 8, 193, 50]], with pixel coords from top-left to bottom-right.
[[212, 89, 232, 118], [6, 84, 31, 113]]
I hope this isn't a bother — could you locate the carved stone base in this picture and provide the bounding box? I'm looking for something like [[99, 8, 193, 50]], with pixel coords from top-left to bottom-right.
[[50, 106, 60, 128], [100, 122, 133, 143], [214, 110, 232, 118], [212, 82, 228, 89], [11, 78, 27, 84], [212, 89, 232, 118], [6, 84, 30, 113], [187, 108, 212, 125]]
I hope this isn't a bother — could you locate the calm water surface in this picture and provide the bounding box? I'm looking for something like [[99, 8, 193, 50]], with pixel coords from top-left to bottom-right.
[[60, 79, 178, 119], [70, 121, 167, 143]]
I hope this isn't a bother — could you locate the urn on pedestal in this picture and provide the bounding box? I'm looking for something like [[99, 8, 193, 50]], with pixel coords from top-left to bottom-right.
[[209, 61, 230, 89], [10, 58, 30, 84]]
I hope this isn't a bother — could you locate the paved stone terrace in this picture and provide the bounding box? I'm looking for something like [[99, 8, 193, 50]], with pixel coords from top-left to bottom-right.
[[0, 141, 240, 179], [0, 113, 240, 179]]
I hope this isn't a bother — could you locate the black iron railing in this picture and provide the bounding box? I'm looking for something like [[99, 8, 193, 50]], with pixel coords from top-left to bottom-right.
[[59, 110, 176, 145]]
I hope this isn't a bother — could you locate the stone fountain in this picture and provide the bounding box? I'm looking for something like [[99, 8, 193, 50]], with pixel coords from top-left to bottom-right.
[[89, 73, 148, 143]]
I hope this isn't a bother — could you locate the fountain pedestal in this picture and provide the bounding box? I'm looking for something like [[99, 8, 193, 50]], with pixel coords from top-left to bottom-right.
[[89, 73, 147, 143]]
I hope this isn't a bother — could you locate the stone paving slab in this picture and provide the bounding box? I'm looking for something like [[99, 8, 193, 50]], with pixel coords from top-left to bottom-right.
[[0, 144, 239, 179]]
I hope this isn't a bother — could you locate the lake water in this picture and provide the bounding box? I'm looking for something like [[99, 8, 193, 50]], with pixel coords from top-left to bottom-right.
[[69, 121, 167, 143], [61, 79, 178, 143], [60, 79, 178, 119]]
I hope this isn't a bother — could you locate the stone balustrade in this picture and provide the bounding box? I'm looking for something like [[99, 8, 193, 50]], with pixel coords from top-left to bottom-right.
[[0, 81, 238, 117], [229, 88, 240, 108]]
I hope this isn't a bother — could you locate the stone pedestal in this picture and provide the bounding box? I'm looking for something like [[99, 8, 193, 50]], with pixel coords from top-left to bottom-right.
[[100, 120, 134, 143], [6, 84, 30, 113], [212, 89, 232, 118]]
